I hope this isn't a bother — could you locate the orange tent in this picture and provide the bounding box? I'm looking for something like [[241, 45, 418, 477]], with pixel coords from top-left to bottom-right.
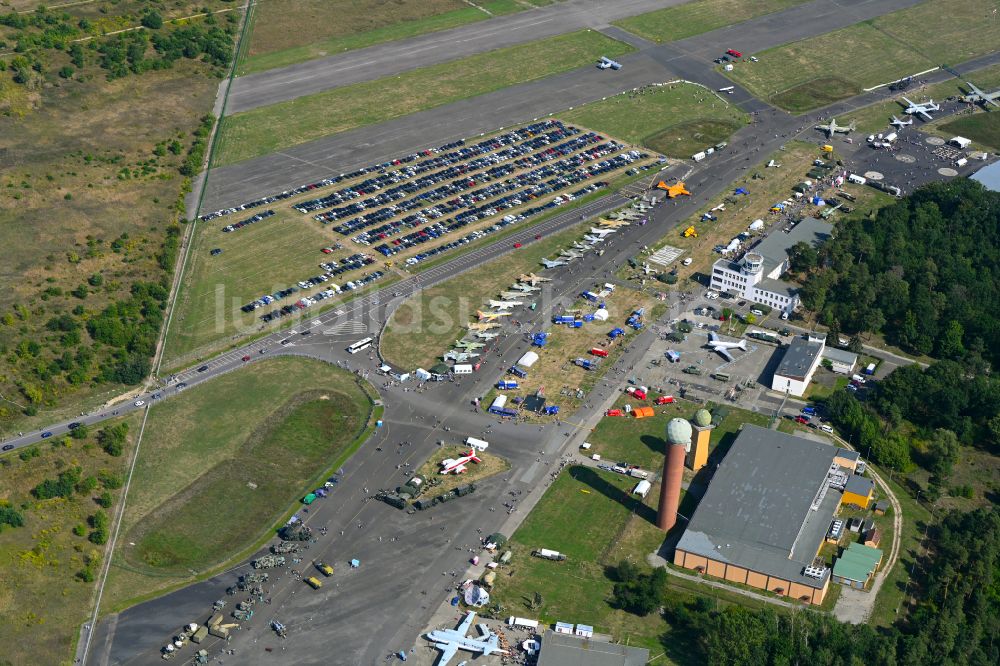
[[657, 181, 691, 198], [632, 406, 655, 419]]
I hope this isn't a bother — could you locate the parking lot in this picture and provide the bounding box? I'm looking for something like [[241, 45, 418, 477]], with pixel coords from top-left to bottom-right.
[[170, 121, 657, 361]]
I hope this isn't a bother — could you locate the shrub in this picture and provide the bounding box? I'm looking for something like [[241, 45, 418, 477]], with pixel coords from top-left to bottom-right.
[[32, 466, 82, 499]]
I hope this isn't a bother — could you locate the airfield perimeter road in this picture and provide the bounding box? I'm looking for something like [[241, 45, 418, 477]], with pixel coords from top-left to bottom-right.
[[226, 0, 925, 114], [199, 0, 925, 215]]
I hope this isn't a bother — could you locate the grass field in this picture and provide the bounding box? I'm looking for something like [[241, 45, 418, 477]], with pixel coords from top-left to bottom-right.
[[381, 221, 594, 370], [727, 0, 1000, 112], [239, 0, 489, 74], [614, 0, 807, 43], [938, 112, 1000, 151], [413, 445, 510, 498], [559, 83, 748, 158], [0, 414, 141, 666], [213, 30, 633, 166], [0, 55, 221, 434], [102, 357, 376, 609]]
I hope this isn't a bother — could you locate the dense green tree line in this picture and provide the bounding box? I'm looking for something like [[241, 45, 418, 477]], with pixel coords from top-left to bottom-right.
[[665, 507, 1000, 666], [800, 179, 1000, 367]]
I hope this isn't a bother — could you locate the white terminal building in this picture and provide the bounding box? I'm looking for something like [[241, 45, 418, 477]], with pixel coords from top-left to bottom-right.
[[710, 217, 833, 315]]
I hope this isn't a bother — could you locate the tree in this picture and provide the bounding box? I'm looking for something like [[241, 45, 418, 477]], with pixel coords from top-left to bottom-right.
[[848, 335, 864, 354], [97, 423, 128, 456], [926, 428, 960, 479], [58, 64, 74, 78], [140, 11, 163, 30], [787, 241, 818, 273], [0, 506, 25, 531], [96, 491, 113, 508]]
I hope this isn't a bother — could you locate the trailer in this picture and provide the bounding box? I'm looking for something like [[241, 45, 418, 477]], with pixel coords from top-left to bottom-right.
[[508, 366, 528, 378], [574, 358, 598, 370], [590, 347, 609, 358], [496, 380, 519, 390], [581, 291, 599, 302]]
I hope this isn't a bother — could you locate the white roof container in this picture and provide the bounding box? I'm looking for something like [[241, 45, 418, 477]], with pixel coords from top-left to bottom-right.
[[748, 219, 764, 231], [490, 395, 507, 410], [517, 351, 539, 368]]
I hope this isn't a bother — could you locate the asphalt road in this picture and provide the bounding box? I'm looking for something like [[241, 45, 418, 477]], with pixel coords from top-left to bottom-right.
[[226, 0, 926, 115], [226, 0, 682, 113]]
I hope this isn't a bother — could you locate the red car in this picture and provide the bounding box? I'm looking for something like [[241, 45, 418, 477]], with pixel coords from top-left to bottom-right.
[[795, 415, 809, 424], [242, 355, 251, 362], [321, 247, 333, 254], [513, 242, 522, 249], [726, 48, 742, 58], [606, 409, 623, 417]]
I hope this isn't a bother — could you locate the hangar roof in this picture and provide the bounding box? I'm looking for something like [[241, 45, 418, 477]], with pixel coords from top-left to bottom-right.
[[676, 425, 842, 589], [775, 335, 824, 381]]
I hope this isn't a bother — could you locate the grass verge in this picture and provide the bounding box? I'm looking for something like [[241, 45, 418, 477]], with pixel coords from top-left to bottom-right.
[[239, 0, 488, 75], [559, 82, 748, 158], [413, 445, 510, 498], [614, 0, 807, 43], [213, 29, 633, 166], [726, 0, 1000, 113]]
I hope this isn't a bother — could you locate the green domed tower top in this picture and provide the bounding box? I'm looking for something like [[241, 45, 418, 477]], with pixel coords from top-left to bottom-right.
[[694, 409, 712, 428]]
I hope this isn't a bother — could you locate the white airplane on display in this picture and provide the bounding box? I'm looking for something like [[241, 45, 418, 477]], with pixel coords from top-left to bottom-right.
[[962, 80, 1000, 109], [559, 250, 582, 260], [540, 257, 568, 268], [707, 331, 747, 362], [766, 159, 781, 168], [439, 450, 483, 475], [426, 611, 506, 665], [597, 56, 622, 70], [488, 299, 522, 310], [814, 117, 855, 136], [633, 202, 652, 212], [570, 241, 592, 252], [467, 322, 499, 332], [901, 96, 939, 121], [582, 234, 606, 244], [610, 210, 641, 221], [890, 115, 913, 128], [589, 227, 616, 237], [510, 283, 540, 293]]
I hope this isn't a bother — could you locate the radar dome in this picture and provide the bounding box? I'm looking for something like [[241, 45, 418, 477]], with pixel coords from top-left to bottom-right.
[[666, 418, 693, 446], [694, 409, 713, 427]]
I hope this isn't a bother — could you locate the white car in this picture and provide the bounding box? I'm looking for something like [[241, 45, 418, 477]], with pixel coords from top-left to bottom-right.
[[682, 258, 693, 266], [134, 400, 145, 407], [820, 424, 834, 433]]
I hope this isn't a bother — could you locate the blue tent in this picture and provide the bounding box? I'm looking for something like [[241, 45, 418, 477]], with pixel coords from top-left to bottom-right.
[[735, 187, 749, 195]]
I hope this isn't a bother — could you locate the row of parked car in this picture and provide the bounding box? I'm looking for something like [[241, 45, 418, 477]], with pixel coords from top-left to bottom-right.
[[199, 136, 473, 222], [222, 209, 275, 233], [319, 252, 377, 276], [322, 132, 614, 239], [310, 126, 586, 225], [257, 271, 386, 323], [372, 150, 642, 260], [240, 253, 378, 314], [349, 139, 627, 246], [393, 181, 609, 267], [293, 121, 574, 215]]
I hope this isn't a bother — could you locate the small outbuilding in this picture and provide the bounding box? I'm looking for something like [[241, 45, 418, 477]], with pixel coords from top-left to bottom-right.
[[554, 621, 574, 635], [841, 475, 875, 509], [949, 136, 972, 149], [832, 542, 883, 589], [873, 500, 890, 516]]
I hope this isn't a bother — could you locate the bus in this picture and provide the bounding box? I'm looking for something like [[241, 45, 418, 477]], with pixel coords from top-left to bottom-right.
[[711, 372, 730, 382], [346, 337, 373, 354]]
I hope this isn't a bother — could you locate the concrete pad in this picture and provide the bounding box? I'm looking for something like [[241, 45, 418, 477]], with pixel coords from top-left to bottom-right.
[[863, 171, 883, 180], [937, 167, 958, 177]]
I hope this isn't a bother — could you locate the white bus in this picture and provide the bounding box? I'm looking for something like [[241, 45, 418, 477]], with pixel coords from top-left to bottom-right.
[[346, 337, 373, 354]]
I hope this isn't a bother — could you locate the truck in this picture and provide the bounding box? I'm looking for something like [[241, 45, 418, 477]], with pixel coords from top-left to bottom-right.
[[496, 380, 519, 390], [316, 562, 334, 576], [629, 469, 650, 480], [625, 386, 647, 400], [683, 365, 703, 375], [590, 347, 609, 358], [532, 548, 567, 561], [581, 291, 599, 302], [864, 362, 876, 375], [665, 349, 680, 363], [508, 365, 528, 378], [574, 358, 598, 370]]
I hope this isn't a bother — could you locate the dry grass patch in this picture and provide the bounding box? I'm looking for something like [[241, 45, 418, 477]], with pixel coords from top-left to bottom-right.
[[413, 444, 510, 498]]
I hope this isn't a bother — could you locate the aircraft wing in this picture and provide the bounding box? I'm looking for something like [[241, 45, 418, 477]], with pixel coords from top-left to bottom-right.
[[986, 95, 1000, 109], [434, 642, 459, 665], [456, 612, 476, 636], [716, 347, 735, 363], [917, 109, 933, 121]]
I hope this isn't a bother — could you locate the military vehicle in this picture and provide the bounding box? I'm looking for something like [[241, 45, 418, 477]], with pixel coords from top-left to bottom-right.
[[278, 523, 313, 541], [232, 608, 254, 621], [252, 555, 286, 569], [238, 572, 268, 590], [271, 620, 287, 638], [271, 541, 299, 554], [682, 365, 703, 375]]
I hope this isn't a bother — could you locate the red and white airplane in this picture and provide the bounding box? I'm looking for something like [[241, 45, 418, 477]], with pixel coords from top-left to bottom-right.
[[439, 449, 481, 474]]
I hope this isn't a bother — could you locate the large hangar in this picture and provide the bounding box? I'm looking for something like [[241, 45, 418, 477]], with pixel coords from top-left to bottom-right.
[[673, 425, 860, 605]]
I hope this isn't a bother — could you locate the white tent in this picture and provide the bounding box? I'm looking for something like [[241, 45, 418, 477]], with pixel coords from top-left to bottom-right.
[[748, 219, 764, 232], [725, 239, 741, 253], [633, 480, 652, 498], [593, 308, 609, 322], [517, 351, 539, 368]]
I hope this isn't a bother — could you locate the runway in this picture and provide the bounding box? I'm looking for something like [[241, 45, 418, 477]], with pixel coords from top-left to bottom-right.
[[197, 0, 927, 217]]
